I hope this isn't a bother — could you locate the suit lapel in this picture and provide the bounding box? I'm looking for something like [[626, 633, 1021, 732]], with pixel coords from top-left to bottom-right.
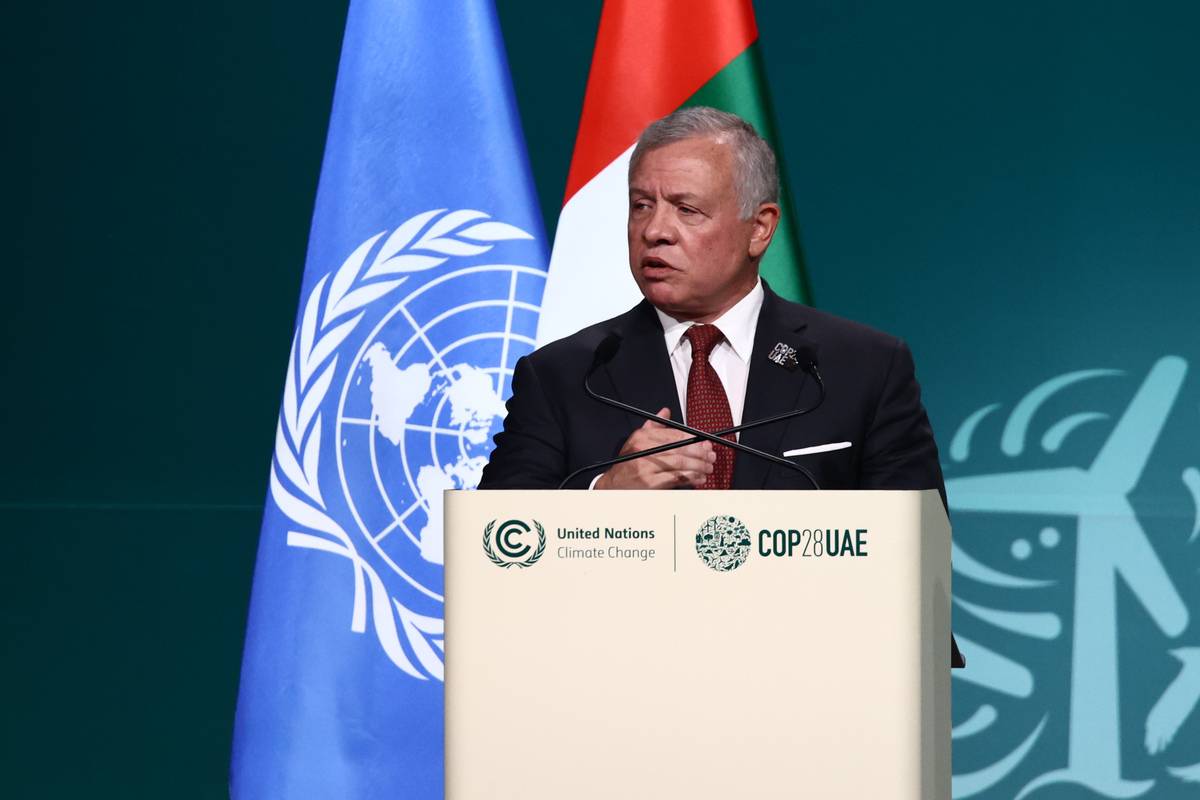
[[602, 300, 683, 435], [733, 284, 812, 489]]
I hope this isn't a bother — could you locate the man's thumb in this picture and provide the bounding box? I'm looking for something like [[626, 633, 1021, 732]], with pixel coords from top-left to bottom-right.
[[644, 406, 671, 427]]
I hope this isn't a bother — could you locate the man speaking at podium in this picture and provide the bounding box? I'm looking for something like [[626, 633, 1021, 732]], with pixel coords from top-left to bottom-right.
[[479, 107, 945, 500]]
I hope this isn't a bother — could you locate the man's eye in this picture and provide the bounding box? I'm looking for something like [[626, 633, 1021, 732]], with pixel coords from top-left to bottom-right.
[[679, 206, 697, 215]]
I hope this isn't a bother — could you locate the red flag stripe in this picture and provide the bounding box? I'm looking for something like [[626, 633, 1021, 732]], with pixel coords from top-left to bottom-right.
[[563, 0, 759, 204]]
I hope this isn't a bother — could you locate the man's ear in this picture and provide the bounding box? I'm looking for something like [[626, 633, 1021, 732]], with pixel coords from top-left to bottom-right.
[[748, 202, 781, 259]]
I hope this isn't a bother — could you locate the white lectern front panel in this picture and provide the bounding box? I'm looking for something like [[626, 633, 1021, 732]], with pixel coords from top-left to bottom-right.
[[445, 489, 950, 799]]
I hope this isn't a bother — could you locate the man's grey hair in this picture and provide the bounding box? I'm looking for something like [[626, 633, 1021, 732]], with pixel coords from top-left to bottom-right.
[[629, 106, 779, 219]]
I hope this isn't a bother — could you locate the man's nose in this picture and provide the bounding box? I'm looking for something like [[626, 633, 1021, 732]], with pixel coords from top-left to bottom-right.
[[641, 203, 677, 246]]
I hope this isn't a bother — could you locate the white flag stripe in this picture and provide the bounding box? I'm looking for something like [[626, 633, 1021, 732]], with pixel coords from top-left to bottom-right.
[[536, 145, 641, 347]]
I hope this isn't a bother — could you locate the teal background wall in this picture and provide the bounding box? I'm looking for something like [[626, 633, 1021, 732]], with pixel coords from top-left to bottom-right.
[[7, 3, 348, 795], [7, 1, 1199, 797]]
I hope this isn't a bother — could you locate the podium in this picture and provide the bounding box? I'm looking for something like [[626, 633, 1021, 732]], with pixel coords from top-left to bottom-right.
[[444, 489, 951, 799]]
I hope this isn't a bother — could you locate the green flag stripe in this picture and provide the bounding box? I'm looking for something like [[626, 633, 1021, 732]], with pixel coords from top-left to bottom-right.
[[683, 43, 813, 305]]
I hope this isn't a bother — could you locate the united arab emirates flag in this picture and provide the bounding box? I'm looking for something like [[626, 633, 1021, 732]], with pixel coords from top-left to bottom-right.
[[535, 0, 811, 347]]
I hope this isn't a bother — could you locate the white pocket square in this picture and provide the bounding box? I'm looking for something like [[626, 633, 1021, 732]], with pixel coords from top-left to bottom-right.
[[783, 441, 852, 457]]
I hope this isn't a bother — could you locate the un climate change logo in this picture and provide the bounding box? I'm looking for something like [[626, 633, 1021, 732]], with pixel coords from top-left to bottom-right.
[[696, 515, 752, 571], [269, 208, 544, 682], [482, 519, 545, 568]]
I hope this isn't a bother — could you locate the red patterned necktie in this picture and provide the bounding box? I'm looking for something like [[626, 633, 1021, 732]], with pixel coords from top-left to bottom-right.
[[684, 324, 735, 489]]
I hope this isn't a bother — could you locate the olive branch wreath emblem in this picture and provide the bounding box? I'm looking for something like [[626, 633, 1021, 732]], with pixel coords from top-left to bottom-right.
[[268, 208, 533, 681], [482, 519, 547, 568]]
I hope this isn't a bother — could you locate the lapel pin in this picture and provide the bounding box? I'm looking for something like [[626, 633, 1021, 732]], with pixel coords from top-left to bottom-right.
[[767, 342, 799, 371]]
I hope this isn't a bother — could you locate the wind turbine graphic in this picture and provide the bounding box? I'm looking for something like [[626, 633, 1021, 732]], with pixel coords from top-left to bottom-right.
[[947, 356, 1191, 799]]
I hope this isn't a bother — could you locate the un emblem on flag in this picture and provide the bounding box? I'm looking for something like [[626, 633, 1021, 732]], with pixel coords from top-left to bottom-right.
[[269, 209, 545, 681]]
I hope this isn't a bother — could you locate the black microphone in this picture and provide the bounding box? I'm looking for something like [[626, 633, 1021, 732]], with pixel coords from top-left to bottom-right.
[[556, 333, 824, 489], [590, 330, 623, 367]]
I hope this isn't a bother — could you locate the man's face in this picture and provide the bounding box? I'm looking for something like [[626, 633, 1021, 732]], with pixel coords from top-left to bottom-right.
[[627, 135, 766, 322]]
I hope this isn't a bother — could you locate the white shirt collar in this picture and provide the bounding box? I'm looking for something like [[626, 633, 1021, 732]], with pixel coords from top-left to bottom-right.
[[654, 278, 764, 362]]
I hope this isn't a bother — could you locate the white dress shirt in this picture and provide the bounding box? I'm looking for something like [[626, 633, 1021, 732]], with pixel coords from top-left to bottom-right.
[[590, 279, 764, 487], [653, 278, 764, 435]]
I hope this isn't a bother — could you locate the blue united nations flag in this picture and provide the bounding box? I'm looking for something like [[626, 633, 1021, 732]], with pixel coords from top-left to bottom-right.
[[231, 2, 546, 797]]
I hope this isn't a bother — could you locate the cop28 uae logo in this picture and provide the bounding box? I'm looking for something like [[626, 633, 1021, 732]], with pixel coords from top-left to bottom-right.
[[695, 515, 752, 571], [482, 519, 546, 568]]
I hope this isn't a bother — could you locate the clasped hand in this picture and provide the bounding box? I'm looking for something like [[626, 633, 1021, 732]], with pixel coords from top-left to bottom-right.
[[594, 408, 716, 489]]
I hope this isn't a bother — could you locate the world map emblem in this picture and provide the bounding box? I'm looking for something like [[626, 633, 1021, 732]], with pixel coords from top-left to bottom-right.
[[268, 208, 545, 681], [695, 515, 752, 571]]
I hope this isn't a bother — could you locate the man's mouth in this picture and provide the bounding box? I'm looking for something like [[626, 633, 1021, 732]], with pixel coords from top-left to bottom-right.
[[640, 256, 675, 276]]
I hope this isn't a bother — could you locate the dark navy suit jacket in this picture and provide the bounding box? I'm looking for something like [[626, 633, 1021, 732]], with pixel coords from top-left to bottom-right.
[[479, 282, 945, 496]]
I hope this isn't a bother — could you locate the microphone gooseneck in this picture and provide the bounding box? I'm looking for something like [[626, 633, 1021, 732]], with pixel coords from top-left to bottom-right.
[[556, 333, 825, 489]]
